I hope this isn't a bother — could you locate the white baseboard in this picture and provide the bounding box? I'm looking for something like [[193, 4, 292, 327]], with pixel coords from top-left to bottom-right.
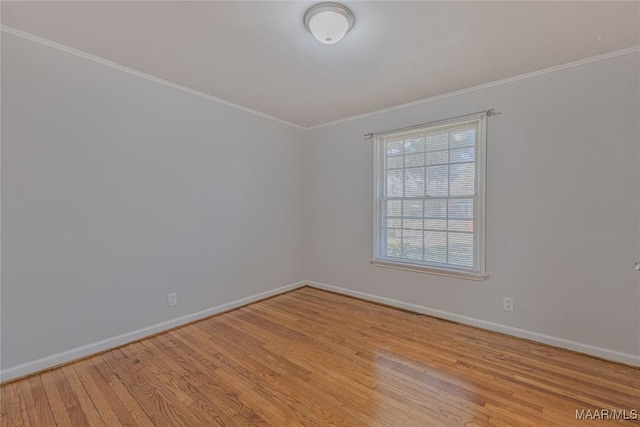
[[307, 281, 640, 367], [0, 281, 306, 383], [3, 279, 636, 382]]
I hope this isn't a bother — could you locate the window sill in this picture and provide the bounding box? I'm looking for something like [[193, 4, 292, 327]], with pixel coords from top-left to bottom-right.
[[370, 259, 488, 282]]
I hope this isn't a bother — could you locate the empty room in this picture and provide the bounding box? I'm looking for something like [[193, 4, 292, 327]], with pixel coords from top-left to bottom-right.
[[1, 1, 639, 426]]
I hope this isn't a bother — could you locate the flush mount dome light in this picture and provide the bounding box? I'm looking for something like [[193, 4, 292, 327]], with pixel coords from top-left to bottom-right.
[[304, 3, 355, 45]]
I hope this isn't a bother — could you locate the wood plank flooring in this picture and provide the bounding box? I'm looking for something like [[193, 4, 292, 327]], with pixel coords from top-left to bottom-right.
[[2, 286, 639, 426]]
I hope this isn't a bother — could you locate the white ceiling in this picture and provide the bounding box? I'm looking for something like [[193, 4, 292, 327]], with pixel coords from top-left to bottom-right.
[[2, 1, 639, 128]]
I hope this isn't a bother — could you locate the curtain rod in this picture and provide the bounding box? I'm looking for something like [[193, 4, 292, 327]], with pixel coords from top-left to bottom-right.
[[364, 108, 499, 140]]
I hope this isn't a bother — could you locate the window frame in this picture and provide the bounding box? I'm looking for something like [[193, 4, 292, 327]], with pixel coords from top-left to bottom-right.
[[371, 113, 488, 281]]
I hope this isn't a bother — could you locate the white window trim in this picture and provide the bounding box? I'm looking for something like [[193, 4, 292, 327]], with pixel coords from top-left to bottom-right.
[[370, 259, 487, 281], [371, 112, 489, 281]]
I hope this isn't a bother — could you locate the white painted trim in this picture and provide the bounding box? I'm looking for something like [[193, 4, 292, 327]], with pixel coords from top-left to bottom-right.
[[3, 25, 638, 131], [306, 281, 640, 367], [370, 260, 488, 282], [1, 278, 637, 381], [307, 46, 640, 130], [371, 113, 488, 281], [0, 281, 306, 382], [0, 25, 306, 131]]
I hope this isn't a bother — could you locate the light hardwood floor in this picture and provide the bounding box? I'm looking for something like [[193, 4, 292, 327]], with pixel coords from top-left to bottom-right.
[[2, 286, 639, 426]]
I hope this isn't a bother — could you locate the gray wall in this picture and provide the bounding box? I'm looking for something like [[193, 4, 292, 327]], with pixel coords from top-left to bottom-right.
[[306, 53, 640, 358], [1, 33, 306, 369], [2, 31, 639, 373]]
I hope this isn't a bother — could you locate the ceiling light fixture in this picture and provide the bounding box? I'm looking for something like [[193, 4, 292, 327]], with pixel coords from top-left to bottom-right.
[[304, 3, 355, 45]]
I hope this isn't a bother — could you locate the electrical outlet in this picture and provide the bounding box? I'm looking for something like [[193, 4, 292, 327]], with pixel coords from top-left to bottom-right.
[[168, 292, 177, 307], [503, 297, 514, 312]]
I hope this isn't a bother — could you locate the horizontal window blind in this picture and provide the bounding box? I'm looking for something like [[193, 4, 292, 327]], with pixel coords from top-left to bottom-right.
[[373, 114, 487, 278]]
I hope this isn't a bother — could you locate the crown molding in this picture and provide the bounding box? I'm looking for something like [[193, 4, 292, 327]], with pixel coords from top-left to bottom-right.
[[307, 45, 640, 130], [2, 25, 638, 131], [1, 25, 306, 130]]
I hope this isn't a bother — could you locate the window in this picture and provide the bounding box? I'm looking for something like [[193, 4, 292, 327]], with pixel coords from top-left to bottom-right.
[[372, 113, 487, 280]]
